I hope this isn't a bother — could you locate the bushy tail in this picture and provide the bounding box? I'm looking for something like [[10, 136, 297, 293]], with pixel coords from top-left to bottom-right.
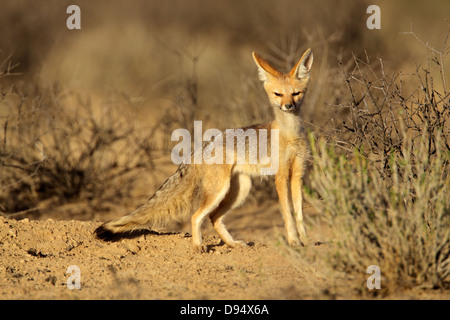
[[94, 164, 199, 240]]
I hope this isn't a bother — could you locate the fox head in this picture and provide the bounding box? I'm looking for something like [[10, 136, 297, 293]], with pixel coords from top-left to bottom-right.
[[252, 49, 313, 113]]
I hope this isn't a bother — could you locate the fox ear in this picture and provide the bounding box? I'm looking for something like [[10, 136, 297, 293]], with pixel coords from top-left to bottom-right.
[[289, 48, 313, 79], [252, 52, 283, 82]]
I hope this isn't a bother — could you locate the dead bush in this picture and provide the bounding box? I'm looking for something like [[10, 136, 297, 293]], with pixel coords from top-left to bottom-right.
[[0, 82, 158, 219], [305, 32, 450, 293]]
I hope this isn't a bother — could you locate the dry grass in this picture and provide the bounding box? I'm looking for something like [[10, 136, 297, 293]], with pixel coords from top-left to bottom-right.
[[304, 34, 450, 294]]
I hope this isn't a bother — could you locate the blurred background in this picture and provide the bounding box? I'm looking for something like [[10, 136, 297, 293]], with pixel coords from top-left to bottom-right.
[[2, 0, 449, 102], [0, 0, 449, 219]]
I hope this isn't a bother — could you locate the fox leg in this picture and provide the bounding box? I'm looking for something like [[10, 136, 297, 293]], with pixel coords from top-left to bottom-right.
[[209, 174, 252, 247], [191, 180, 230, 252], [291, 157, 307, 244], [275, 167, 300, 246]]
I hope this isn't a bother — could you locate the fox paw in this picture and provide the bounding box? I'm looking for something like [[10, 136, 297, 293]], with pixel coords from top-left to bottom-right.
[[228, 240, 248, 248], [289, 237, 316, 247], [301, 237, 316, 247], [193, 244, 208, 253]]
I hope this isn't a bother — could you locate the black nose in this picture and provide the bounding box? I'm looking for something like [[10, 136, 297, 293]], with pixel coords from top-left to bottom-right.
[[284, 103, 294, 110]]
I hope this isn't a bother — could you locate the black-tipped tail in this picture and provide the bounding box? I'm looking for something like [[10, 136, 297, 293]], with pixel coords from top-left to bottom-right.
[[94, 225, 119, 241], [94, 224, 163, 242]]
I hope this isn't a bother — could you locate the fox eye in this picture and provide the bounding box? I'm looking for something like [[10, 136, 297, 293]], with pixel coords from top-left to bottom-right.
[[292, 92, 302, 96], [274, 92, 283, 97]]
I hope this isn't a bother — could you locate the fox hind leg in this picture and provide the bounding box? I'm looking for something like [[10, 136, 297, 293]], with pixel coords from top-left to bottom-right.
[[191, 180, 231, 252], [209, 174, 252, 248]]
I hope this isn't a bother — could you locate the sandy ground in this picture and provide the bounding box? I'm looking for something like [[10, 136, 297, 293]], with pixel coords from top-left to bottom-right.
[[1, 201, 448, 300]]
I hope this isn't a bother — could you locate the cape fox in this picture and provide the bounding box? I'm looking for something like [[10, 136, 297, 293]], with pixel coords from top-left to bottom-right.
[[95, 49, 314, 251]]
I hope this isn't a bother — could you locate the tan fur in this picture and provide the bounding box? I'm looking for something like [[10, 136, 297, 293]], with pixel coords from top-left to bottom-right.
[[95, 49, 313, 251]]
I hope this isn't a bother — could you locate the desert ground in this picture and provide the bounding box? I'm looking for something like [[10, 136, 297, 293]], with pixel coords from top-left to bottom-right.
[[1, 203, 448, 300], [1, 203, 331, 300]]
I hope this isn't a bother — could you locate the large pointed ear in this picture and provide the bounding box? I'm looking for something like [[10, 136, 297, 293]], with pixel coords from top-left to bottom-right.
[[289, 48, 313, 79], [252, 52, 283, 82]]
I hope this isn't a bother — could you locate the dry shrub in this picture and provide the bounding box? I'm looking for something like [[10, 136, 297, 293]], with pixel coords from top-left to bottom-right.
[[308, 132, 449, 291], [0, 80, 157, 219], [305, 34, 450, 293]]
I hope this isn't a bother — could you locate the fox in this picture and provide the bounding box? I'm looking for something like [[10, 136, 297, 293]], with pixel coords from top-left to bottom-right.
[[94, 48, 314, 252]]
